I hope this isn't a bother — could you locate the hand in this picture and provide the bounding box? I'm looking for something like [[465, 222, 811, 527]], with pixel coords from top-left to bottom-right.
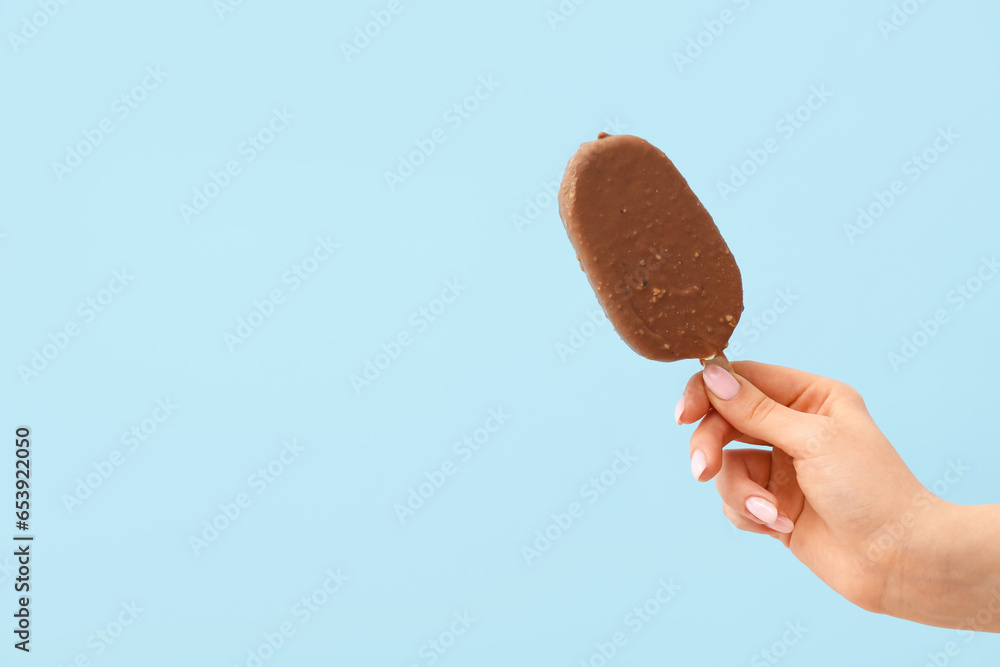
[[677, 359, 1000, 632]]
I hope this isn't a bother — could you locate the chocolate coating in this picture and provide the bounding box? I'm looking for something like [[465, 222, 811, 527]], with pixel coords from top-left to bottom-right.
[[558, 134, 743, 362]]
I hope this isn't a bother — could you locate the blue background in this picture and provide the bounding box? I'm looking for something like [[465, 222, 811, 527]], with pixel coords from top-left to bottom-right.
[[2, 0, 999, 664]]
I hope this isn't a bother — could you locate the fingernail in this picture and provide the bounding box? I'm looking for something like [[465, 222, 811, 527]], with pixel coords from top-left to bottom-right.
[[690, 450, 707, 481], [703, 364, 740, 400], [767, 514, 795, 534], [745, 497, 778, 524], [674, 395, 685, 425]]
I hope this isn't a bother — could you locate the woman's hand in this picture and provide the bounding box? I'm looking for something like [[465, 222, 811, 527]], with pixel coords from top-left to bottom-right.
[[677, 359, 1000, 633]]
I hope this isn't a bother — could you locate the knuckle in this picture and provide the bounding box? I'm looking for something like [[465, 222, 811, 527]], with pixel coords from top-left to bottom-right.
[[799, 416, 836, 456], [746, 396, 776, 427], [722, 502, 756, 532], [835, 381, 863, 402]]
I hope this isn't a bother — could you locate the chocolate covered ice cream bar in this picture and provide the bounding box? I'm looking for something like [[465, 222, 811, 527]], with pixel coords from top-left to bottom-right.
[[558, 133, 743, 362]]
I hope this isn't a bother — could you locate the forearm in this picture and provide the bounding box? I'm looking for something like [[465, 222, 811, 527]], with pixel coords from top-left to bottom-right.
[[886, 502, 1000, 632]]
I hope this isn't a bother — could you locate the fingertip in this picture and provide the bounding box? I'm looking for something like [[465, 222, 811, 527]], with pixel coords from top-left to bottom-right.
[[703, 364, 740, 401], [721, 501, 790, 539], [680, 372, 712, 424], [745, 496, 778, 524], [689, 410, 733, 483], [690, 449, 707, 481], [699, 454, 722, 482], [767, 514, 795, 534]]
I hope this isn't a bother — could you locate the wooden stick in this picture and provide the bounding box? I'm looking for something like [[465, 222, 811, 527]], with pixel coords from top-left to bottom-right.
[[700, 352, 735, 375]]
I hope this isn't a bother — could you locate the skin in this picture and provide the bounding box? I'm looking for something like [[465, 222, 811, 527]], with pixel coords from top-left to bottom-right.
[[677, 359, 1000, 633]]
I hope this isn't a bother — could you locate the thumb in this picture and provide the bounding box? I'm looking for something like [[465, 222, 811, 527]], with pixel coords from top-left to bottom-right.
[[701, 359, 829, 460]]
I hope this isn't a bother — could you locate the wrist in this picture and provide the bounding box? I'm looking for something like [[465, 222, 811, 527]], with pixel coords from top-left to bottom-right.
[[886, 499, 1000, 632]]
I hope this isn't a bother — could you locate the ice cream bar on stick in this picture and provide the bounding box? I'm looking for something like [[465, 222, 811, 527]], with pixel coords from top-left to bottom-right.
[[558, 133, 743, 371]]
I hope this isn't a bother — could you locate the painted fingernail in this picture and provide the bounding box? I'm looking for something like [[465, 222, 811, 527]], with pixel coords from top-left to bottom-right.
[[674, 395, 685, 425], [703, 364, 740, 400], [690, 450, 707, 481], [745, 497, 778, 524], [767, 514, 795, 534]]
